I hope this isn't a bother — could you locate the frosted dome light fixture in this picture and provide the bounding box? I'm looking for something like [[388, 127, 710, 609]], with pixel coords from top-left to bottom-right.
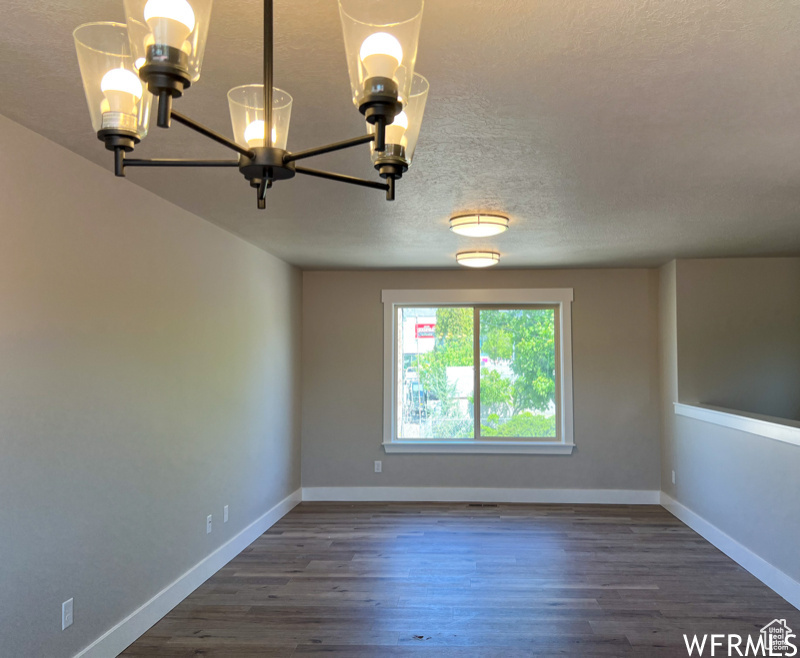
[[450, 213, 509, 238], [456, 251, 501, 268]]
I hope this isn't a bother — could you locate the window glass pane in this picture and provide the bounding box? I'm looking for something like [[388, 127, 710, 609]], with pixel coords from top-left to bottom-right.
[[479, 308, 557, 438], [397, 307, 474, 439]]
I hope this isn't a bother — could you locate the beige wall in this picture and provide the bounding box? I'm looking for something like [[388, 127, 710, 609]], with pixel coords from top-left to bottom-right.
[[660, 259, 800, 585], [0, 115, 302, 657], [301, 269, 661, 491], [676, 258, 800, 420]]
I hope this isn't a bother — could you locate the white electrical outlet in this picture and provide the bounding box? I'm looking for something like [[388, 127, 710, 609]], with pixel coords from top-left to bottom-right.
[[672, 470, 676, 485], [206, 515, 212, 534], [62, 598, 73, 630], [374, 460, 382, 473], [223, 505, 229, 523]]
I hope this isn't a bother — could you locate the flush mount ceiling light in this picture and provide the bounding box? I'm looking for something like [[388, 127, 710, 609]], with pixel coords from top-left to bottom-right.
[[449, 213, 509, 238], [456, 251, 501, 268], [73, 0, 428, 210]]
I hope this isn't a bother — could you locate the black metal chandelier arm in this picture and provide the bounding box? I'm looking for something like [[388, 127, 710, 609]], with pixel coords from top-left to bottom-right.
[[112, 147, 240, 177], [283, 134, 376, 164], [124, 159, 241, 167], [170, 111, 255, 159], [295, 166, 395, 201]]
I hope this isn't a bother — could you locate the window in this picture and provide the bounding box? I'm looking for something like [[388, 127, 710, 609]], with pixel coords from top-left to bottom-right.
[[382, 289, 574, 454]]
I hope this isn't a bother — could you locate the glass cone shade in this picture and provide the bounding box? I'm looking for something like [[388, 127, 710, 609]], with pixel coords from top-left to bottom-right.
[[74, 22, 152, 140], [339, 0, 423, 109], [227, 85, 293, 151], [456, 251, 501, 268], [124, 0, 213, 84], [370, 72, 428, 167]]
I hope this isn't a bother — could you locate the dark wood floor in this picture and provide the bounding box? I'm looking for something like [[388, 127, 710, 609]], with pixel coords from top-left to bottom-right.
[[123, 502, 798, 657]]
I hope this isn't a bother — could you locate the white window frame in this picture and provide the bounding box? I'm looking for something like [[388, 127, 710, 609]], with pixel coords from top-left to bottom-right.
[[382, 289, 575, 455]]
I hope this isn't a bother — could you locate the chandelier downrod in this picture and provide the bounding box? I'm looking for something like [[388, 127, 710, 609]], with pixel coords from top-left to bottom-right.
[[264, 0, 273, 148]]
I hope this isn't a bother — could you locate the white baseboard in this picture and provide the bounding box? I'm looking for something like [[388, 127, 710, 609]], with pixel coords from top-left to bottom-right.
[[660, 493, 800, 610], [302, 486, 660, 505], [75, 488, 302, 658]]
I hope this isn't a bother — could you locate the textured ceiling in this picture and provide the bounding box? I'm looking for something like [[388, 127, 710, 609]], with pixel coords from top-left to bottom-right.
[[2, 0, 800, 268]]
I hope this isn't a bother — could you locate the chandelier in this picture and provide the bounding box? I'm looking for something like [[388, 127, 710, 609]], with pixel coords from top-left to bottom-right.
[[73, 0, 428, 209]]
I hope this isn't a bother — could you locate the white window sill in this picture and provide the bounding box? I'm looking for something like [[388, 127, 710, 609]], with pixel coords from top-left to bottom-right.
[[674, 403, 800, 448], [382, 441, 575, 455]]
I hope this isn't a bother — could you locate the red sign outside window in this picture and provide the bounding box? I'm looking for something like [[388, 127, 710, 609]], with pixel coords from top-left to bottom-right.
[[415, 323, 436, 339]]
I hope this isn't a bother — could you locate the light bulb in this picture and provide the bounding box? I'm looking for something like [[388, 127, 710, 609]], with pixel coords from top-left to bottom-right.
[[384, 111, 408, 147], [359, 32, 403, 79], [100, 68, 143, 115], [244, 120, 277, 147], [144, 0, 196, 50]]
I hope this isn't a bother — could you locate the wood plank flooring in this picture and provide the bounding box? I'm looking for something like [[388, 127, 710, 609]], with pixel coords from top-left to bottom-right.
[[123, 503, 799, 657]]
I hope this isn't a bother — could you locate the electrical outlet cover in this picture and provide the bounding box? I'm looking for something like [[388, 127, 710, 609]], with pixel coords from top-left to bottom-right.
[[62, 598, 73, 630]]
